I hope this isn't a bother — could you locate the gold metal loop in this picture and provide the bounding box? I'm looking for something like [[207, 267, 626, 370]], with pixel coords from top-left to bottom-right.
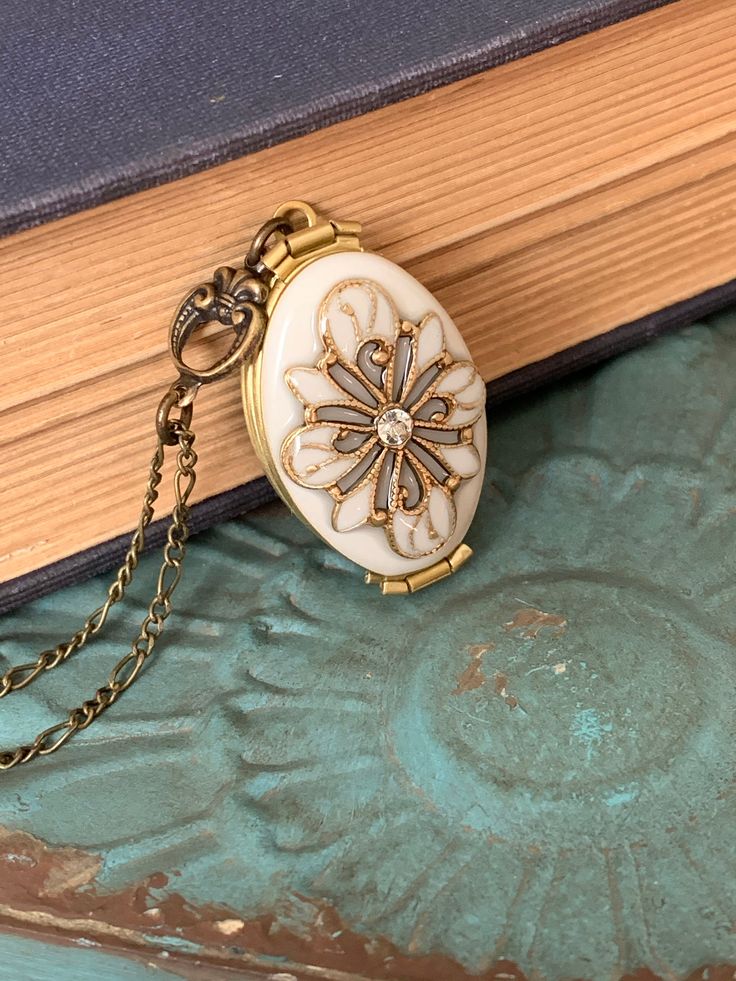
[[245, 217, 294, 270], [245, 202, 324, 273], [272, 200, 319, 228]]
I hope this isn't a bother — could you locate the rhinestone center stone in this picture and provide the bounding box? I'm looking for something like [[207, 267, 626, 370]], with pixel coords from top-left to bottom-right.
[[376, 406, 413, 448]]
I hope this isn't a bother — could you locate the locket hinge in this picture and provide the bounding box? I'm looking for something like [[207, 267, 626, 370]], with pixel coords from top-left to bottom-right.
[[255, 201, 363, 291], [365, 544, 473, 595]]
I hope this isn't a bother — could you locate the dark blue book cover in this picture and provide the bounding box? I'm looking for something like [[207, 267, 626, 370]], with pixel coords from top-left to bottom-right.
[[0, 0, 673, 236]]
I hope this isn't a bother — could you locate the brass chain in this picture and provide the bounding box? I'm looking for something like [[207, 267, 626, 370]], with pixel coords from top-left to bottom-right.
[[0, 203, 320, 771], [0, 403, 198, 771]]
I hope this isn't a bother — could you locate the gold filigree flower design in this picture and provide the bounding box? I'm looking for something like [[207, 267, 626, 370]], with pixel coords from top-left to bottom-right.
[[281, 279, 485, 558]]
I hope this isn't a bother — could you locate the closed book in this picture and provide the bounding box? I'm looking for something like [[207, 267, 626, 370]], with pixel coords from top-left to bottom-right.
[[2, 0, 735, 611]]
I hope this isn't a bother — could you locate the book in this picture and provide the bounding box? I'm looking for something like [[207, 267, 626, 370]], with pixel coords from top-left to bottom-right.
[[2, 0, 674, 235], [2, 0, 735, 611]]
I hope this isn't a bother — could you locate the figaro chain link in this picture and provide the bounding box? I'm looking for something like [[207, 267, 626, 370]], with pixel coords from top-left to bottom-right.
[[0, 418, 197, 770]]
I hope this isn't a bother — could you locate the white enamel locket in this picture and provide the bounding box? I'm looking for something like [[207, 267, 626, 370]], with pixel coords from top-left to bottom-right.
[[242, 202, 487, 594]]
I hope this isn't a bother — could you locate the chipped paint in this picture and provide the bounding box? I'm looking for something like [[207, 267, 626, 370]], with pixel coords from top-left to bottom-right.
[[503, 608, 567, 639], [525, 660, 569, 678], [0, 824, 534, 980], [452, 644, 494, 695], [493, 671, 520, 710], [214, 918, 245, 936], [0, 827, 101, 899], [605, 787, 638, 807]]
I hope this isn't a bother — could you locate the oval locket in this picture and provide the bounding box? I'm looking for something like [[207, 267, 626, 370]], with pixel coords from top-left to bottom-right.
[[243, 202, 487, 594]]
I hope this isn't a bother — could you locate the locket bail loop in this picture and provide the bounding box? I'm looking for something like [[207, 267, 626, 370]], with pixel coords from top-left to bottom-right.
[[245, 201, 324, 275]]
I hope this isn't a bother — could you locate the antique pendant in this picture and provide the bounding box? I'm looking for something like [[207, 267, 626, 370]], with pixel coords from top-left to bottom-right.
[[242, 202, 487, 593]]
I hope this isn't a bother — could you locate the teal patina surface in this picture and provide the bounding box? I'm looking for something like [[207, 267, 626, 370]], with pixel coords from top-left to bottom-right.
[[2, 311, 736, 980]]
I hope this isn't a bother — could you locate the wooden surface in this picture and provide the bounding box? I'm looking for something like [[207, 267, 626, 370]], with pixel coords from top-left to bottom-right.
[[2, 0, 736, 584], [3, 308, 736, 979]]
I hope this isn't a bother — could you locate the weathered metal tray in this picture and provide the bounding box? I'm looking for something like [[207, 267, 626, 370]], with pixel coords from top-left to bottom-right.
[[2, 309, 735, 980]]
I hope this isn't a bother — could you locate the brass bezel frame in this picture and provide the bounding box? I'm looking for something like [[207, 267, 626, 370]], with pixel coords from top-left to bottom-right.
[[241, 203, 473, 593], [242, 242, 362, 526]]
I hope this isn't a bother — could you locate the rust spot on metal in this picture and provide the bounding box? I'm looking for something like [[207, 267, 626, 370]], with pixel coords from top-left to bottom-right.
[[504, 607, 567, 639], [493, 671, 519, 710], [452, 643, 494, 695]]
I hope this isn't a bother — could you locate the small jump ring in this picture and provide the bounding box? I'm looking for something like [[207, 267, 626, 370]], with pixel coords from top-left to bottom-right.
[[245, 217, 294, 270], [156, 385, 194, 446]]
